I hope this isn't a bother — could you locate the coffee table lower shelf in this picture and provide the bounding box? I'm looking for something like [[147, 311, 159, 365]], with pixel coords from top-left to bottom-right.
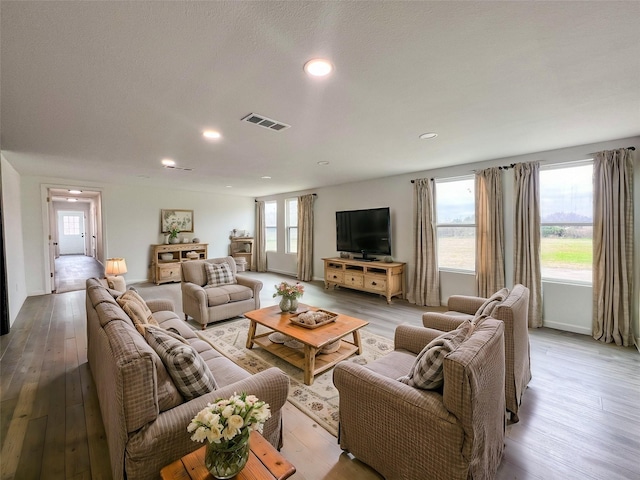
[[253, 334, 359, 384]]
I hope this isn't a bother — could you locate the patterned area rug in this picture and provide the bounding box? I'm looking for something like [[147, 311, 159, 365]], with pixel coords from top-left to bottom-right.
[[198, 318, 394, 437]]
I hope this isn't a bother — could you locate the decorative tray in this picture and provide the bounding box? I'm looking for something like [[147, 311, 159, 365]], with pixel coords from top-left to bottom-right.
[[289, 309, 338, 329]]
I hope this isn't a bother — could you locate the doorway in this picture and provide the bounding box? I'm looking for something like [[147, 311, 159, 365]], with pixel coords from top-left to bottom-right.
[[47, 188, 104, 293]]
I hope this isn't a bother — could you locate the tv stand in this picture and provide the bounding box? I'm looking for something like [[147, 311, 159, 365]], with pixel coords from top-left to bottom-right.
[[353, 257, 377, 262], [323, 257, 406, 304]]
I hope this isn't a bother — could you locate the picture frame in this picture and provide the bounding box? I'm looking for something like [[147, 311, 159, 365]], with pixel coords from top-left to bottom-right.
[[161, 209, 194, 233]]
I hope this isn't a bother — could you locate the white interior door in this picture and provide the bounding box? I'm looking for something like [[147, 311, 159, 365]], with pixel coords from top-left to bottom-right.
[[57, 211, 85, 255]]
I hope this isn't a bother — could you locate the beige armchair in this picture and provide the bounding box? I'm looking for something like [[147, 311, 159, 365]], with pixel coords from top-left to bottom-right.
[[333, 320, 506, 480], [422, 284, 531, 422], [181, 257, 262, 329]]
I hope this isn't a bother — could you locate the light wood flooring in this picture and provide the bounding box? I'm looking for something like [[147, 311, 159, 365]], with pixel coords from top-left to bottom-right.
[[1, 271, 639, 479]]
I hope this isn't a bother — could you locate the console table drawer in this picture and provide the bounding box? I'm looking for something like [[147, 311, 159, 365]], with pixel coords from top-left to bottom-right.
[[364, 276, 387, 292], [325, 269, 344, 283]]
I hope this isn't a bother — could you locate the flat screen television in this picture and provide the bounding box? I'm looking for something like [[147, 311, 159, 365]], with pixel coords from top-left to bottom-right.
[[336, 207, 391, 261]]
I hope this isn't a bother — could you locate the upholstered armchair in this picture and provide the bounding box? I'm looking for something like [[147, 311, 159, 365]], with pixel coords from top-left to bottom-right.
[[333, 320, 506, 480], [181, 257, 262, 329], [422, 284, 531, 422]]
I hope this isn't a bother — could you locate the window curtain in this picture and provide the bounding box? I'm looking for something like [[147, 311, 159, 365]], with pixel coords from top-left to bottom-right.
[[254, 201, 267, 272], [513, 162, 543, 328], [408, 178, 440, 306], [475, 167, 505, 297], [296, 194, 315, 282], [592, 148, 634, 346]]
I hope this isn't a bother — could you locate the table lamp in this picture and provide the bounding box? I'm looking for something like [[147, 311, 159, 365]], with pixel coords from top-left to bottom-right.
[[105, 257, 128, 276], [105, 257, 127, 292]]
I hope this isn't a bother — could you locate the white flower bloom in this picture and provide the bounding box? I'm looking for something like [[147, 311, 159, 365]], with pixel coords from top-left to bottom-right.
[[191, 426, 209, 443], [228, 414, 244, 430], [221, 405, 234, 418]]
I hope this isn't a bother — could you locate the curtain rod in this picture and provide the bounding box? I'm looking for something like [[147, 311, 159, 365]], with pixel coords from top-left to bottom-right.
[[255, 193, 317, 202], [410, 147, 636, 183]]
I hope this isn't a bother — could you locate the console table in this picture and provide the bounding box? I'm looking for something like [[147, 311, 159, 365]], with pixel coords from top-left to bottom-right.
[[322, 257, 406, 303], [151, 243, 208, 285]]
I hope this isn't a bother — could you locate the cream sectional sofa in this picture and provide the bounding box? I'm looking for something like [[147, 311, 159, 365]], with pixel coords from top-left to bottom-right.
[[85, 278, 289, 480]]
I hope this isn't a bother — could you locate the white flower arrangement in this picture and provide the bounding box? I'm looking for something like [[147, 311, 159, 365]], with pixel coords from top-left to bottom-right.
[[187, 392, 271, 444]]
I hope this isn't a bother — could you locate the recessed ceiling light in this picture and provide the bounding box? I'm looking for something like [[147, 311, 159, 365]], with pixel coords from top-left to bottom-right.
[[317, 161, 330, 166], [161, 158, 175, 166], [419, 132, 438, 140], [304, 59, 333, 77], [261, 176, 272, 179], [68, 189, 82, 194], [203, 130, 222, 140], [225, 185, 233, 188]]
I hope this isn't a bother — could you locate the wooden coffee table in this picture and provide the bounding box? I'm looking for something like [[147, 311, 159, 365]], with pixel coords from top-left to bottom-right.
[[245, 304, 369, 385], [160, 431, 295, 480]]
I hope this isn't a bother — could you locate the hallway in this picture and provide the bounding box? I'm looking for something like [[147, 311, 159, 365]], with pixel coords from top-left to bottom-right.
[[54, 255, 103, 293]]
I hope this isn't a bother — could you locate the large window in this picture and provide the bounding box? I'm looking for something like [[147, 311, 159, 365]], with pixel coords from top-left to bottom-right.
[[436, 177, 475, 271], [264, 201, 277, 252], [285, 198, 298, 254], [540, 162, 593, 283]]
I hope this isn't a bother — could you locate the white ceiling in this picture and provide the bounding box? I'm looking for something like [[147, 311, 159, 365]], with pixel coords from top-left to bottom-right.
[[2, 1, 639, 197]]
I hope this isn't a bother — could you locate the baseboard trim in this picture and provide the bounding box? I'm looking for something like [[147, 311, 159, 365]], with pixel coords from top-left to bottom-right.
[[266, 268, 297, 278], [543, 320, 591, 336]]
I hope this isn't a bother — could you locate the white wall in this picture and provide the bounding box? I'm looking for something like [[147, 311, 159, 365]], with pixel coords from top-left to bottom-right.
[[259, 136, 640, 339], [1, 155, 27, 326], [19, 176, 254, 294]]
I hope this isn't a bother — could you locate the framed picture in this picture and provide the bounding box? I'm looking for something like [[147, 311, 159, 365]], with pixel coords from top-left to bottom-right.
[[161, 209, 194, 233]]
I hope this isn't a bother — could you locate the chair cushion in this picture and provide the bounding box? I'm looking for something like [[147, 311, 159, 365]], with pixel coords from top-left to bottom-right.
[[398, 321, 472, 390], [117, 290, 159, 334], [144, 326, 217, 400], [204, 262, 236, 287]]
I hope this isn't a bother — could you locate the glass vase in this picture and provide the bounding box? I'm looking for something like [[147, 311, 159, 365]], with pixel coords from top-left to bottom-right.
[[204, 430, 250, 479]]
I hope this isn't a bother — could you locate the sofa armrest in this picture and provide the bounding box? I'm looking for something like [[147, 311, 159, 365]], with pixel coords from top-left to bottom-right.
[[447, 295, 486, 314], [394, 325, 442, 354], [182, 282, 207, 302], [146, 299, 175, 313], [422, 312, 466, 332]]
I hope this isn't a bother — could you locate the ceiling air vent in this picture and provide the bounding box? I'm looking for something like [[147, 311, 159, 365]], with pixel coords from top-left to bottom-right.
[[241, 113, 291, 132]]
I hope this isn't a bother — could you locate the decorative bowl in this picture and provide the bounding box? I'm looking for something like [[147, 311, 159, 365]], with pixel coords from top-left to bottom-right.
[[160, 253, 173, 261]]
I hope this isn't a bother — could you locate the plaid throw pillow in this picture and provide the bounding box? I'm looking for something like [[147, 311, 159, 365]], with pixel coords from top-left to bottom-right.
[[144, 326, 217, 399], [398, 321, 472, 390], [204, 262, 236, 287], [117, 289, 159, 334]]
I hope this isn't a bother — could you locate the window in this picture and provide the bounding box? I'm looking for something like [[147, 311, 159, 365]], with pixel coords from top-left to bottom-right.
[[63, 215, 81, 235], [264, 201, 277, 252], [435, 177, 475, 271], [285, 198, 298, 254], [540, 162, 593, 283]]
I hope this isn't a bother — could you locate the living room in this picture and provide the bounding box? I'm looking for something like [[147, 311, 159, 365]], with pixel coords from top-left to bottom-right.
[[2, 2, 640, 479]]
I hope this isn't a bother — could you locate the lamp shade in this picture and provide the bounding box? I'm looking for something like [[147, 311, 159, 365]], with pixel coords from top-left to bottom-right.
[[105, 258, 128, 276]]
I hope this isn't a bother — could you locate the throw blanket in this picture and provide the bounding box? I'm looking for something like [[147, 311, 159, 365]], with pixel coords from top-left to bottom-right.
[[473, 288, 509, 325]]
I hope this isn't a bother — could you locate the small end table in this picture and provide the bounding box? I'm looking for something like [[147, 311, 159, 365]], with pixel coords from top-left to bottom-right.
[[160, 431, 296, 480]]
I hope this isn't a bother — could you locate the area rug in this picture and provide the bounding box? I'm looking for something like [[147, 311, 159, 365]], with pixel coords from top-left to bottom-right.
[[197, 318, 394, 437]]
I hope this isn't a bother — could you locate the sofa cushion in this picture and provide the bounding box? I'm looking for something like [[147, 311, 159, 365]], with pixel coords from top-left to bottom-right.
[[398, 321, 472, 390], [117, 290, 160, 334], [87, 283, 120, 309], [204, 262, 236, 287], [219, 284, 253, 302], [144, 326, 217, 400]]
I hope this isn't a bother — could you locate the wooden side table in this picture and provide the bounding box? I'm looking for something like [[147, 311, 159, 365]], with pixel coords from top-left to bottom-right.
[[160, 431, 296, 480]]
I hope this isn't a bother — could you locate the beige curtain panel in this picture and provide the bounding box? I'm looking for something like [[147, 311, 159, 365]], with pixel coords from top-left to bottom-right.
[[592, 148, 634, 347], [254, 201, 267, 272], [513, 162, 543, 328], [408, 178, 440, 306], [475, 167, 505, 297], [297, 194, 315, 282]]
